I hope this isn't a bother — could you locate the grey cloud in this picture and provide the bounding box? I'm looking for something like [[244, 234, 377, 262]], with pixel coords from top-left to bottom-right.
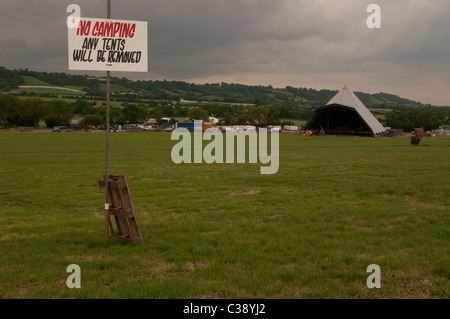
[[0, 0, 449, 105]]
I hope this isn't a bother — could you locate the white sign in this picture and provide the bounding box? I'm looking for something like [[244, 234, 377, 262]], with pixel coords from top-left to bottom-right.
[[68, 17, 148, 72]]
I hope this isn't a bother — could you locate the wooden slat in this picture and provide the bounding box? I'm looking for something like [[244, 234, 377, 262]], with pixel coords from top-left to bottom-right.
[[98, 175, 144, 244], [109, 207, 134, 217]]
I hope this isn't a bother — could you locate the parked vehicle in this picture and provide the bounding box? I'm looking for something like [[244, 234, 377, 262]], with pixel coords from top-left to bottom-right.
[[52, 126, 70, 132]]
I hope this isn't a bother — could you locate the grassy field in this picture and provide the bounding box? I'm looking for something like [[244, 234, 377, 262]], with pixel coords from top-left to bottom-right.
[[21, 76, 51, 86], [19, 88, 86, 95], [0, 132, 448, 298], [99, 82, 136, 93], [15, 95, 123, 107]]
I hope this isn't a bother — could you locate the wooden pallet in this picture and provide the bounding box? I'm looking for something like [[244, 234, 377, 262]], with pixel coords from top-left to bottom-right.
[[99, 175, 144, 244]]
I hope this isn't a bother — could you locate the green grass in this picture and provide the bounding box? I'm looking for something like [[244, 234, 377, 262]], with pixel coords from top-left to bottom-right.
[[19, 87, 86, 95], [18, 76, 87, 95], [281, 119, 306, 127], [15, 96, 122, 107], [21, 76, 51, 86], [374, 114, 386, 121], [99, 83, 135, 93], [0, 133, 448, 298]]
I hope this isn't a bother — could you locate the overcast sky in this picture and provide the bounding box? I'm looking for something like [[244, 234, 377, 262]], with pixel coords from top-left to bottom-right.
[[1, 0, 449, 105]]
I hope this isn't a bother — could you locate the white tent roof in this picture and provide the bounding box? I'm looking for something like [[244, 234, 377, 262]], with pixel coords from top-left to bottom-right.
[[326, 85, 386, 135]]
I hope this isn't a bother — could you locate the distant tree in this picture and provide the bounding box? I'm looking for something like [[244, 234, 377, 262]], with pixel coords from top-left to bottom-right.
[[73, 99, 93, 115], [201, 103, 227, 117], [148, 100, 159, 108], [277, 104, 291, 118], [84, 83, 102, 97], [82, 113, 104, 126], [110, 107, 125, 125], [290, 107, 313, 120], [0, 67, 25, 91], [223, 111, 237, 125], [122, 104, 149, 124], [0, 95, 21, 125], [246, 105, 269, 125], [188, 107, 209, 121], [45, 100, 74, 127], [385, 110, 416, 131], [151, 109, 164, 121], [267, 105, 281, 125], [174, 106, 189, 117], [417, 109, 443, 131], [158, 105, 174, 117], [22, 98, 49, 127], [385, 108, 444, 131]]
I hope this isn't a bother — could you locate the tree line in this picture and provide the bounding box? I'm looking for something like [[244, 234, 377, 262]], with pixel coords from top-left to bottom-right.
[[0, 67, 25, 92], [0, 66, 429, 106], [0, 96, 314, 128], [2, 94, 449, 130], [384, 108, 450, 131], [80, 101, 313, 127], [0, 96, 73, 127]]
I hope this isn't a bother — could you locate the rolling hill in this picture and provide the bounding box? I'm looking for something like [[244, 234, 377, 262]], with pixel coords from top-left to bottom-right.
[[0, 66, 428, 107]]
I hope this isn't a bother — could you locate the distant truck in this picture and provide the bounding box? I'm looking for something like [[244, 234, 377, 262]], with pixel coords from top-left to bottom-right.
[[52, 126, 71, 132]]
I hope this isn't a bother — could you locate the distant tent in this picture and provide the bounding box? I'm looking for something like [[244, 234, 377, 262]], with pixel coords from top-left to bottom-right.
[[303, 85, 386, 137]]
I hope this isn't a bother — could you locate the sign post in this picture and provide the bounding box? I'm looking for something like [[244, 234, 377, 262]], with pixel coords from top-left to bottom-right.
[[105, 0, 111, 240], [67, 0, 147, 241]]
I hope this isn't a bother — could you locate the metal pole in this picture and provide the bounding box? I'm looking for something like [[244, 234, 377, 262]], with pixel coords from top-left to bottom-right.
[[105, 0, 111, 240]]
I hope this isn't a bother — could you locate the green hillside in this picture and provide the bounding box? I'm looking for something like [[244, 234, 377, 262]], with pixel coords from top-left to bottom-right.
[[0, 66, 431, 107], [21, 75, 50, 86]]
